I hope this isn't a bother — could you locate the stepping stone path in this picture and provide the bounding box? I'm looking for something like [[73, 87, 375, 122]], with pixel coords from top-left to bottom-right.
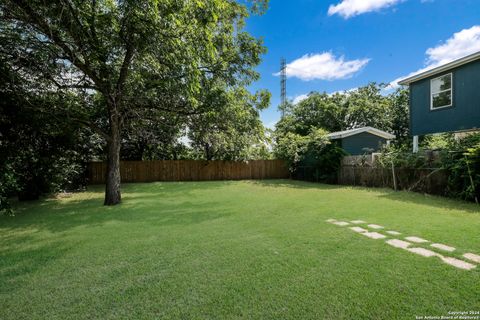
[[439, 256, 476, 271], [430, 243, 455, 252], [386, 231, 401, 235], [463, 253, 480, 264], [350, 226, 368, 233], [326, 218, 479, 271], [362, 232, 386, 239], [407, 247, 437, 257], [332, 221, 350, 226], [350, 220, 366, 224], [386, 239, 411, 249], [405, 236, 429, 243]]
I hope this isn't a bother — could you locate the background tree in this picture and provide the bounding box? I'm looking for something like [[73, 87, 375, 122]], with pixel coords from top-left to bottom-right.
[[274, 128, 345, 182], [121, 110, 188, 161], [188, 88, 270, 160], [343, 84, 391, 130], [0, 61, 103, 213], [0, 0, 268, 205], [388, 88, 410, 143], [274, 83, 410, 143]]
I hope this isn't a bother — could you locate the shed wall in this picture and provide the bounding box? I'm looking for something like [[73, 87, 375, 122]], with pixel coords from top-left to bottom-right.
[[340, 132, 387, 155]]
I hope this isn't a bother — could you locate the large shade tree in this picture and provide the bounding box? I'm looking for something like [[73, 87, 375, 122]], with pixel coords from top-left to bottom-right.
[[0, 0, 268, 205]]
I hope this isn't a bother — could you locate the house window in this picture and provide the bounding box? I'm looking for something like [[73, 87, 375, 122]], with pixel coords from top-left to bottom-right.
[[430, 73, 452, 109]]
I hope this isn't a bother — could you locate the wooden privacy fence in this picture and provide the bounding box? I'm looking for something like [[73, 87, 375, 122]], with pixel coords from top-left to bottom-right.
[[338, 166, 448, 196], [87, 160, 290, 184], [337, 155, 449, 196]]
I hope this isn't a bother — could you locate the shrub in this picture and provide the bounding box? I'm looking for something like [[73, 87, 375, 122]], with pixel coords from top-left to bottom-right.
[[439, 134, 480, 202], [274, 128, 345, 183]]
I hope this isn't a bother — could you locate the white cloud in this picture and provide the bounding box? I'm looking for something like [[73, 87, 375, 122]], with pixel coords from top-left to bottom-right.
[[277, 52, 370, 81], [389, 25, 480, 89], [293, 94, 309, 104], [426, 25, 480, 65], [328, 0, 404, 18]]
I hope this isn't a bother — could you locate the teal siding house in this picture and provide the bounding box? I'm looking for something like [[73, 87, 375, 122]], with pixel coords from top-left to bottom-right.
[[327, 127, 395, 155], [399, 51, 480, 152]]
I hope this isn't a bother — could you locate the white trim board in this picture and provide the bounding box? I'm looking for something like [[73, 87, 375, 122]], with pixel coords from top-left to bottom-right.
[[327, 127, 396, 140]]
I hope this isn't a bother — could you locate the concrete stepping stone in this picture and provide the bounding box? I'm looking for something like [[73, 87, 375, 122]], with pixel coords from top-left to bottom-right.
[[439, 256, 476, 270], [386, 239, 411, 249], [326, 219, 337, 223], [430, 243, 455, 252], [361, 232, 386, 239], [350, 220, 366, 224], [405, 236, 429, 243], [386, 231, 401, 236], [332, 221, 350, 226], [463, 253, 480, 264], [350, 226, 368, 233], [367, 224, 384, 229], [407, 247, 437, 257]]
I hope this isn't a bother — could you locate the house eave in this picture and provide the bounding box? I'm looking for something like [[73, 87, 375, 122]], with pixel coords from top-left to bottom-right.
[[398, 51, 480, 86]]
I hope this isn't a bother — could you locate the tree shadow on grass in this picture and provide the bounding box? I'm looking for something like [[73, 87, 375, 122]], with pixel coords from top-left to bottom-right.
[[2, 190, 233, 234], [253, 179, 480, 214], [0, 242, 72, 289], [2, 180, 335, 234], [249, 179, 345, 190], [87, 180, 229, 196], [376, 190, 480, 214]]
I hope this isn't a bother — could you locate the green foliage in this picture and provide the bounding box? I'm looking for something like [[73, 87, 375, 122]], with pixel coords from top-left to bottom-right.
[[422, 133, 455, 151], [439, 133, 480, 202], [377, 144, 431, 169], [275, 132, 310, 169], [388, 88, 410, 143], [274, 128, 345, 182], [378, 132, 480, 202], [0, 59, 104, 213], [275, 84, 410, 142], [188, 88, 271, 160], [0, 163, 17, 215], [274, 83, 407, 183], [0, 0, 270, 204]]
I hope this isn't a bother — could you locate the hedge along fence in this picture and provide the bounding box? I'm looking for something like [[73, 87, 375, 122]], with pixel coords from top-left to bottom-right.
[[87, 160, 290, 184]]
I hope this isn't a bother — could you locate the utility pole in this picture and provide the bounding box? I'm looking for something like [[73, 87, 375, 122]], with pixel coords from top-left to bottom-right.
[[280, 58, 287, 118]]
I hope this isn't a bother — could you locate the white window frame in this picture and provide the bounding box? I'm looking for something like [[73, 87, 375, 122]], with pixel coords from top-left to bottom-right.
[[430, 73, 453, 110]]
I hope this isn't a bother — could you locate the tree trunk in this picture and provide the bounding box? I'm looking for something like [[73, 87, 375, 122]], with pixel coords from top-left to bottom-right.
[[104, 106, 122, 205], [205, 142, 212, 161]]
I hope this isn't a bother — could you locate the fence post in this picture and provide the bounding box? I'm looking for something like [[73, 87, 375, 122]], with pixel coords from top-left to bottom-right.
[[391, 161, 397, 191]]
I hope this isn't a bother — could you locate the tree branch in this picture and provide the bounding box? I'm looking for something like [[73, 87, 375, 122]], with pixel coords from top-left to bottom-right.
[[14, 0, 106, 93], [71, 117, 111, 142]]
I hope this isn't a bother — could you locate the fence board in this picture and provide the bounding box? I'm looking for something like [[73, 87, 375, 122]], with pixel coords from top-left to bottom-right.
[[87, 160, 289, 184]]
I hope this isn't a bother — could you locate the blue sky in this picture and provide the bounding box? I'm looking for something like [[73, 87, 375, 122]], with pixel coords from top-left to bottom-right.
[[244, 0, 480, 129]]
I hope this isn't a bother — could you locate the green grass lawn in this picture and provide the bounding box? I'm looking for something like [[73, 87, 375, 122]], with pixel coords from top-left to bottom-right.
[[1, 180, 479, 319]]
